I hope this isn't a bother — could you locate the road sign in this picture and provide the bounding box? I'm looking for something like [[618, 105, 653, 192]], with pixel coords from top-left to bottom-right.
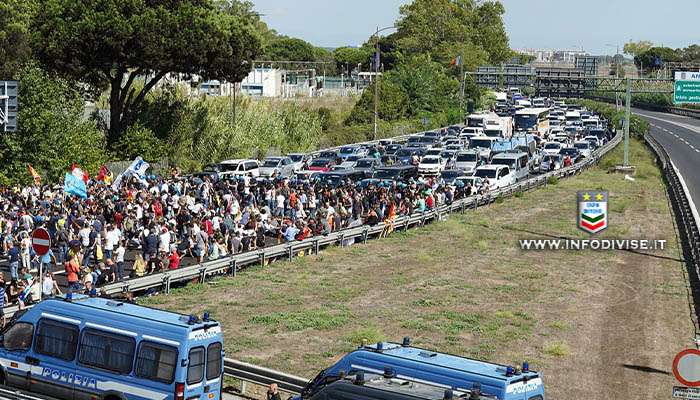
[[674, 71, 700, 105], [674, 349, 700, 387], [0, 80, 18, 132], [31, 228, 51, 257], [673, 386, 700, 399]]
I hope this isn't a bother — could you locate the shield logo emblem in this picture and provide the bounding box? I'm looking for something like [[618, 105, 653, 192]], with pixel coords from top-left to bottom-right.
[[578, 191, 608, 234]]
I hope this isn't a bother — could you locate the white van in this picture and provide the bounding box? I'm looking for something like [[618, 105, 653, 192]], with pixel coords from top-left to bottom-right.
[[454, 150, 483, 174], [573, 140, 593, 158], [491, 152, 530, 182], [219, 159, 260, 178]]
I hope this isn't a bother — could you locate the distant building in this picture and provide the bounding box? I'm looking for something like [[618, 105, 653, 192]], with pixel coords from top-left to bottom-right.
[[240, 68, 283, 97], [517, 48, 589, 64]]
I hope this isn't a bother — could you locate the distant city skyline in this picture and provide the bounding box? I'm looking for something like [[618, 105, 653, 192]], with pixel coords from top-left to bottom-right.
[[251, 0, 698, 56]]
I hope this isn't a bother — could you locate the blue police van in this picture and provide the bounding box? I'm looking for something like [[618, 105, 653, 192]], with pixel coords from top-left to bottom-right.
[[0, 295, 224, 400], [296, 338, 544, 400]]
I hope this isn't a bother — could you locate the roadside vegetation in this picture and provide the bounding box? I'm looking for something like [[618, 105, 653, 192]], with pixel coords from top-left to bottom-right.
[[141, 138, 692, 399]]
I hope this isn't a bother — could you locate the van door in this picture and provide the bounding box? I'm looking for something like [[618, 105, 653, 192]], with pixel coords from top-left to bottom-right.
[[29, 317, 80, 399], [0, 321, 35, 390]]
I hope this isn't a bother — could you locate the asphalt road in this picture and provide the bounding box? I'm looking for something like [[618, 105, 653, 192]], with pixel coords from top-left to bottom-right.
[[634, 108, 700, 216]]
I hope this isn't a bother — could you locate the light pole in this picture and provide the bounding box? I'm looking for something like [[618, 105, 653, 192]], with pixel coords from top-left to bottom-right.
[[372, 25, 397, 141]]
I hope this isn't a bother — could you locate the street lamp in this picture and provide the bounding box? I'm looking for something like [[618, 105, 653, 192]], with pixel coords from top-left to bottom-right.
[[605, 44, 622, 109], [372, 25, 397, 141]]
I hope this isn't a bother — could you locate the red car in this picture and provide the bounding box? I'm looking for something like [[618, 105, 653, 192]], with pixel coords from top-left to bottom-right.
[[308, 158, 335, 172]]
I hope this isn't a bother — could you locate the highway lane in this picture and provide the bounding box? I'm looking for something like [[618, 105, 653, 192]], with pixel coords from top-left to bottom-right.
[[634, 108, 700, 220]]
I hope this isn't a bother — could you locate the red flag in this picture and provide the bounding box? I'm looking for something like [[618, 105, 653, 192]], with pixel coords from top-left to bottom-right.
[[71, 163, 89, 183], [28, 164, 41, 185]]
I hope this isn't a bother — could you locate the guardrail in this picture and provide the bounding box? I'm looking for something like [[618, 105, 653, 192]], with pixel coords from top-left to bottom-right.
[[0, 385, 57, 400], [224, 358, 309, 394], [644, 133, 700, 330]]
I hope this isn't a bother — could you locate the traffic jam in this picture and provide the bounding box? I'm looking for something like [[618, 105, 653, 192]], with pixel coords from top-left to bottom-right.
[[192, 91, 615, 194]]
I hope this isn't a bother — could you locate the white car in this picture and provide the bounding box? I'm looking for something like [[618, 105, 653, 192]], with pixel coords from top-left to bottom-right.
[[288, 153, 312, 172], [573, 141, 593, 158], [539, 154, 564, 173], [454, 150, 482, 174], [218, 159, 260, 178], [473, 165, 515, 189], [542, 142, 562, 156], [337, 155, 361, 170], [584, 135, 602, 148], [418, 155, 447, 175], [259, 156, 295, 178]]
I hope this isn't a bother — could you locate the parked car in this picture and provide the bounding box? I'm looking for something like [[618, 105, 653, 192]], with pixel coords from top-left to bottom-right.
[[338, 146, 367, 160], [259, 156, 295, 178], [559, 147, 584, 164], [288, 153, 313, 171], [454, 150, 483, 174], [193, 163, 223, 182], [384, 143, 403, 155], [542, 141, 562, 156], [373, 165, 418, 182], [338, 155, 361, 170], [418, 155, 447, 175], [353, 157, 382, 178], [308, 158, 336, 172], [574, 140, 593, 158], [539, 154, 564, 173], [474, 165, 515, 189], [218, 159, 260, 178]]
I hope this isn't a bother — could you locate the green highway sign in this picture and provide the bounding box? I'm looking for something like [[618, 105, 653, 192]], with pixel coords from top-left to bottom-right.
[[674, 71, 700, 105]]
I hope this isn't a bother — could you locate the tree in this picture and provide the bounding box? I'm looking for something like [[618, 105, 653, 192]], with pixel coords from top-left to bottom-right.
[[32, 0, 262, 145], [0, 66, 106, 184], [623, 40, 654, 58], [0, 0, 37, 78], [264, 37, 322, 62], [634, 47, 680, 70], [393, 0, 508, 68], [333, 47, 372, 72], [345, 79, 410, 125]]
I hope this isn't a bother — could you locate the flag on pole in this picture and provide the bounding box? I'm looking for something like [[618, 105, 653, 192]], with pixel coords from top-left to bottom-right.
[[112, 156, 150, 191], [97, 165, 113, 184], [27, 164, 41, 185], [64, 172, 87, 199]]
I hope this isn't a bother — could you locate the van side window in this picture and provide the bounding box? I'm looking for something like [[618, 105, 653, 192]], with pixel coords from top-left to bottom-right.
[[135, 342, 178, 384], [3, 322, 33, 351], [79, 329, 135, 374], [35, 319, 79, 361], [187, 347, 205, 384], [206, 342, 222, 380]]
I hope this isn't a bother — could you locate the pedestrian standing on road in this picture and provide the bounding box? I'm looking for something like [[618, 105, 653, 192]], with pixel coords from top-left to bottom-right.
[[42, 270, 61, 299], [7, 241, 20, 281], [65, 252, 81, 294], [115, 239, 126, 280], [0, 274, 7, 328], [267, 383, 281, 400]]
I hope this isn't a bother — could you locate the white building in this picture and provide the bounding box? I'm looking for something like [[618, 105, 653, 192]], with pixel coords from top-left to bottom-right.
[[240, 68, 283, 97]]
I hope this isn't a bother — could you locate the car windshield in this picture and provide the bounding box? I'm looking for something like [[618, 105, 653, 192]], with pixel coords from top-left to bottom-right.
[[395, 149, 413, 157], [288, 155, 303, 162], [441, 171, 462, 180], [263, 160, 280, 167], [356, 160, 374, 168], [545, 143, 560, 149], [474, 169, 497, 178], [574, 143, 588, 149], [202, 164, 219, 172], [346, 155, 360, 162], [374, 169, 399, 179], [426, 150, 441, 156], [470, 139, 493, 149], [422, 157, 439, 164], [484, 129, 501, 137], [457, 153, 477, 162], [419, 137, 435, 143], [388, 145, 402, 151], [340, 147, 356, 153], [560, 149, 577, 156], [545, 156, 559, 162], [310, 160, 328, 167], [514, 114, 538, 130]]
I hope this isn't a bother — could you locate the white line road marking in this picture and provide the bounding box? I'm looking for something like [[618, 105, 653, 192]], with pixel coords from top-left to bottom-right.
[[671, 160, 700, 230]]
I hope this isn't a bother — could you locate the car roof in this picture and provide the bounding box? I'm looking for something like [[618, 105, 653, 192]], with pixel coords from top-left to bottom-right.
[[220, 159, 247, 164]]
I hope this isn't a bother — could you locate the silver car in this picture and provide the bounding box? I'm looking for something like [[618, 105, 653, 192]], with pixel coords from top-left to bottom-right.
[[259, 156, 295, 178]]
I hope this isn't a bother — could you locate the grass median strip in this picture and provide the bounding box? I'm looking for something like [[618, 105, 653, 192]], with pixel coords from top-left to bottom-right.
[[142, 138, 691, 400]]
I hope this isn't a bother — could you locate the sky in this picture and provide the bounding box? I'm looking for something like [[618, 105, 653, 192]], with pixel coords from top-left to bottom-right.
[[251, 0, 699, 55]]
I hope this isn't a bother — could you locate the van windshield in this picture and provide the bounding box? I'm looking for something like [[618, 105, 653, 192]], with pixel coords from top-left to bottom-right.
[[491, 158, 515, 168], [220, 164, 240, 172], [457, 153, 477, 162], [484, 129, 501, 137], [470, 139, 493, 149], [474, 169, 497, 179]]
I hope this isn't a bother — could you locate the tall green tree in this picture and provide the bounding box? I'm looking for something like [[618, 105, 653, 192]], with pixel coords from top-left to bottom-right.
[[623, 40, 654, 58], [32, 0, 262, 145], [0, 66, 106, 184], [0, 0, 37, 78], [264, 37, 322, 62], [635, 47, 680, 69]]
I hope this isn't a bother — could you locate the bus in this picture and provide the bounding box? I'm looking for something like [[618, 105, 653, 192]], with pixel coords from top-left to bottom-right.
[[0, 295, 224, 400], [514, 108, 550, 136]]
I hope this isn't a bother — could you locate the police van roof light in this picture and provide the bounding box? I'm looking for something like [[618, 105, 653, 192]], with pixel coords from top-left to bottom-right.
[[402, 336, 411, 347], [383, 366, 395, 379], [522, 361, 529, 372], [203, 312, 210, 322], [354, 371, 365, 385], [443, 389, 454, 399], [506, 366, 514, 376]]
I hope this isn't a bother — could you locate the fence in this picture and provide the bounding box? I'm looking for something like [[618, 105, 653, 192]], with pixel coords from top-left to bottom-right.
[[584, 95, 700, 119]]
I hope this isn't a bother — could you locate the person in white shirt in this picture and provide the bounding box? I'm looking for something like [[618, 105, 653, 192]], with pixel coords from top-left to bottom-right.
[[114, 240, 126, 280], [159, 228, 171, 255]]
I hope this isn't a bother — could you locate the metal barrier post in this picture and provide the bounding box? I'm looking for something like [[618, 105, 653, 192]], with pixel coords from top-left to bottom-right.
[[363, 228, 369, 244], [230, 259, 237, 277], [260, 252, 266, 267], [288, 245, 294, 261], [314, 239, 320, 255], [199, 268, 206, 283]]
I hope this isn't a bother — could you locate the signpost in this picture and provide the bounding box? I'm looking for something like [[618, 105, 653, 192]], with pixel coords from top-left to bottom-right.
[[674, 72, 700, 105], [0, 80, 18, 132], [31, 228, 51, 300], [674, 386, 700, 399]]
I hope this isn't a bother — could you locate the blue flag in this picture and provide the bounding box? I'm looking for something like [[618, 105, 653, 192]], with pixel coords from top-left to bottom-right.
[[64, 172, 87, 199]]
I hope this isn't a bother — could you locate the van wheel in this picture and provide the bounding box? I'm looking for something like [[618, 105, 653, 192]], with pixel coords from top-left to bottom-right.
[[0, 371, 6, 385]]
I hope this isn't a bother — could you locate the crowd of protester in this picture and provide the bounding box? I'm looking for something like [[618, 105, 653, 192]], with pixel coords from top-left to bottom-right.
[[0, 166, 485, 310]]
